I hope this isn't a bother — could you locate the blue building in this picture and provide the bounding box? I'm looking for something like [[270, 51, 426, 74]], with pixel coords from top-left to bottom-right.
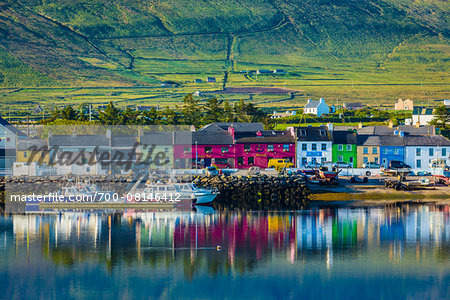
[[379, 135, 404, 168]]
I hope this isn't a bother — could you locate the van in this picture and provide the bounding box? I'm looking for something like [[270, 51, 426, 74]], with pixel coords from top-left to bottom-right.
[[268, 159, 294, 171]]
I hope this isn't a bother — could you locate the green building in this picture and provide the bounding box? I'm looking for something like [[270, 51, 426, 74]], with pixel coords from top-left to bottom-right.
[[332, 130, 358, 167]]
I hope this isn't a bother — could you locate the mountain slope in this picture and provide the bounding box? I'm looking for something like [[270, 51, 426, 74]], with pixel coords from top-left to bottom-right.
[[0, 0, 448, 107]]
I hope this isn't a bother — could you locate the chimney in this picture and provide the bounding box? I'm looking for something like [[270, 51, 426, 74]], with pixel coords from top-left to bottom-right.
[[327, 122, 333, 132], [307, 99, 311, 103], [415, 122, 420, 128], [106, 129, 111, 139], [228, 124, 235, 137], [320, 98, 325, 103], [256, 131, 262, 136], [48, 132, 52, 138], [72, 130, 77, 137], [358, 122, 363, 129], [399, 131, 404, 137], [394, 130, 398, 135], [388, 120, 394, 128]]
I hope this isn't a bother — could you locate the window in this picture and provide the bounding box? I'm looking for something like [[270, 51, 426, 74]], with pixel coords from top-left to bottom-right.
[[221, 146, 229, 153], [374, 157, 379, 164], [312, 144, 317, 151], [338, 155, 343, 162], [6, 138, 10, 142], [429, 148, 434, 156], [338, 144, 343, 151], [164, 147, 169, 153], [183, 146, 190, 153], [346, 144, 352, 151], [363, 147, 368, 154], [205, 147, 212, 153], [320, 130, 326, 136], [416, 148, 421, 156], [394, 148, 399, 155], [372, 147, 377, 154], [301, 157, 307, 166], [320, 157, 325, 163], [300, 129, 306, 136], [248, 157, 254, 165], [383, 148, 388, 155], [321, 143, 327, 151], [312, 158, 317, 164], [86, 167, 90, 172], [237, 157, 243, 165], [302, 143, 307, 151], [283, 144, 290, 152], [363, 157, 368, 163], [349, 157, 354, 164], [416, 159, 421, 168], [23, 152, 27, 158], [443, 148, 447, 156], [244, 145, 251, 151], [268, 144, 274, 151]]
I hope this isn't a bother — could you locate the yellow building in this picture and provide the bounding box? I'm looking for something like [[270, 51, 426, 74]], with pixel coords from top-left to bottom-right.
[[395, 98, 413, 111], [16, 139, 50, 164], [357, 136, 380, 168]]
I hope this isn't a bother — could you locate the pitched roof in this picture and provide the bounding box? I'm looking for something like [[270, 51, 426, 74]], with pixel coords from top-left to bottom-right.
[[294, 126, 332, 142], [403, 135, 450, 146], [343, 102, 363, 108], [235, 130, 294, 144], [413, 107, 435, 115], [0, 116, 27, 137], [397, 125, 435, 136], [304, 101, 321, 109], [17, 139, 48, 151], [332, 131, 357, 144], [357, 126, 394, 135], [379, 135, 404, 146], [198, 122, 263, 133], [357, 135, 381, 146], [111, 135, 139, 147], [192, 132, 233, 145], [49, 135, 109, 147]]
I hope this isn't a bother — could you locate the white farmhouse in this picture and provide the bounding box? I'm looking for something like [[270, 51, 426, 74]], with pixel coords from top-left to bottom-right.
[[404, 136, 450, 172], [303, 98, 329, 117], [288, 125, 333, 168], [412, 107, 435, 126]]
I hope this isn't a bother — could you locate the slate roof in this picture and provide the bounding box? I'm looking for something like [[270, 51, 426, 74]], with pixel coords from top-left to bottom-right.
[[17, 139, 48, 151], [304, 101, 321, 109], [139, 133, 172, 146], [397, 125, 435, 136], [294, 126, 332, 142], [332, 131, 357, 144], [379, 135, 404, 147], [198, 122, 263, 133], [403, 135, 450, 146], [357, 135, 381, 146], [413, 107, 435, 115], [235, 131, 294, 144], [0, 116, 27, 137], [49, 135, 109, 147], [357, 126, 394, 135], [343, 102, 363, 108], [192, 132, 233, 145], [111, 135, 139, 147]]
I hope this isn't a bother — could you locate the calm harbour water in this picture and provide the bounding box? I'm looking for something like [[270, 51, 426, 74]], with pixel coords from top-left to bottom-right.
[[0, 205, 449, 299]]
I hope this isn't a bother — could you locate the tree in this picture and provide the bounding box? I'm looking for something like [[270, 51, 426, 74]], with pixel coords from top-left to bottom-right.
[[120, 107, 140, 125], [52, 105, 79, 120], [141, 107, 159, 125], [202, 98, 223, 124], [181, 94, 202, 128], [98, 101, 123, 125], [430, 105, 450, 128], [223, 100, 235, 122]]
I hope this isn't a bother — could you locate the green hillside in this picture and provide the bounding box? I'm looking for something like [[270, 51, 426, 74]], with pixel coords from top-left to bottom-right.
[[0, 0, 448, 115]]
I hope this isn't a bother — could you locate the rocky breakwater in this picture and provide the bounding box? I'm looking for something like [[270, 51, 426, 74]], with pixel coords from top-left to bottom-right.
[[194, 174, 309, 210]]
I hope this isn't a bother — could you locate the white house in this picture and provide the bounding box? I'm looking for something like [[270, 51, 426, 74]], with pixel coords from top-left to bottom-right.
[[412, 107, 435, 126], [303, 98, 329, 117], [1, 116, 27, 175], [404, 136, 450, 171], [289, 125, 333, 167], [270, 110, 296, 119]]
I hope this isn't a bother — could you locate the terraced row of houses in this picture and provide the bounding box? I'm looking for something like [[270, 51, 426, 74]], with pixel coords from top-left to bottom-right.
[[2, 116, 450, 176]]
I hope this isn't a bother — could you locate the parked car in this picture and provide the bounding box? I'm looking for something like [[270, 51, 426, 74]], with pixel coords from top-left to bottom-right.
[[387, 160, 411, 169], [212, 162, 231, 169], [334, 162, 353, 168], [305, 162, 320, 169], [205, 166, 219, 176], [268, 159, 294, 171], [362, 162, 381, 169], [416, 171, 431, 176]]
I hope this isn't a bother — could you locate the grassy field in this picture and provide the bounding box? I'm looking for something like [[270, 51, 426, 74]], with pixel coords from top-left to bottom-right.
[[0, 0, 448, 117]]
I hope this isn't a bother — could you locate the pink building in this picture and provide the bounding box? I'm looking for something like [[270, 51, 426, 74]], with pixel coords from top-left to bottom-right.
[[173, 123, 296, 169], [234, 130, 295, 168]]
